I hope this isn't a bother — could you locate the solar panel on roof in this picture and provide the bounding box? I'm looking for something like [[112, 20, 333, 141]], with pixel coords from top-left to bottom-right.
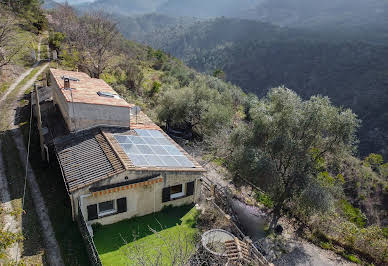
[[142, 137, 158, 145], [114, 129, 195, 168], [160, 156, 180, 167], [130, 154, 149, 166], [129, 136, 146, 144], [114, 135, 128, 143], [137, 145, 154, 154], [163, 145, 182, 155], [135, 129, 152, 136], [144, 154, 165, 166]]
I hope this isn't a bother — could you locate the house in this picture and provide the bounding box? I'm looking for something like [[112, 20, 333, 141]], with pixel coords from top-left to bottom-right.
[[39, 68, 205, 226]]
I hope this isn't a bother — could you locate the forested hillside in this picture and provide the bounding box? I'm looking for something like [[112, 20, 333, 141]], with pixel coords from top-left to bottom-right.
[[71, 0, 388, 31], [48, 6, 388, 262], [114, 16, 388, 158], [0, 1, 385, 264]]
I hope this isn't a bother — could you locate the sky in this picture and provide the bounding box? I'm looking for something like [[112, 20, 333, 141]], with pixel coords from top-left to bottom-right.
[[54, 0, 95, 4]]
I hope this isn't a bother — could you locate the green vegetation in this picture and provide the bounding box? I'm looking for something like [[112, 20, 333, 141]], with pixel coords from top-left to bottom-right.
[[343, 254, 361, 264], [93, 205, 199, 265], [255, 191, 273, 209], [46, 3, 388, 264], [0, 81, 10, 97], [124, 15, 388, 160], [230, 87, 360, 227], [18, 96, 90, 265], [0, 132, 46, 264], [340, 200, 366, 228]]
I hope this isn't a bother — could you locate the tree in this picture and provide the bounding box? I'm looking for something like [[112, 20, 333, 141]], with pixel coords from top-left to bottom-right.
[[76, 11, 119, 78], [0, 9, 22, 69], [363, 153, 384, 171], [125, 64, 144, 93], [157, 79, 234, 137], [50, 6, 119, 78], [230, 87, 360, 228]]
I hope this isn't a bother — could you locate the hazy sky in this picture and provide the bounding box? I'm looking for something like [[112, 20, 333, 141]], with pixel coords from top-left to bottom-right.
[[54, 0, 95, 4]]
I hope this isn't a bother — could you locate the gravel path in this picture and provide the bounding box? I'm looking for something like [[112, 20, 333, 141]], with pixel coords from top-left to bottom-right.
[[0, 140, 21, 261], [0, 36, 64, 265], [0, 38, 43, 263]]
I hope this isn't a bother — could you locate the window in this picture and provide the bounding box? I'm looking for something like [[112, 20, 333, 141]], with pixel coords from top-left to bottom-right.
[[170, 184, 185, 199], [98, 200, 115, 216]]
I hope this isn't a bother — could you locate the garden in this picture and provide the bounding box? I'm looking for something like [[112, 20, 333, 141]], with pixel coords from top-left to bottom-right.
[[93, 205, 199, 265]]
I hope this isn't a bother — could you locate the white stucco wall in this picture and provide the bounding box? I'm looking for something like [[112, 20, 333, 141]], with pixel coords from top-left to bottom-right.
[[50, 75, 130, 132]]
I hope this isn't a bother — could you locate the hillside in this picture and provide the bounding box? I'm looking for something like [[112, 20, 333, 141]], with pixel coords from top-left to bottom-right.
[[116, 16, 388, 158], [71, 0, 388, 31], [1, 2, 386, 265]]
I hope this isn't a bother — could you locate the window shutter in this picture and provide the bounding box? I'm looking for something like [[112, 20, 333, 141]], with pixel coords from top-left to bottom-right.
[[87, 204, 98, 221], [162, 187, 171, 203], [117, 197, 127, 213], [186, 181, 195, 196]]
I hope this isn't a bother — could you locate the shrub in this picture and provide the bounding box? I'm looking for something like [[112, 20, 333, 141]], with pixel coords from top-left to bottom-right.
[[255, 191, 274, 208], [341, 200, 367, 228], [149, 81, 161, 96], [343, 254, 361, 264]]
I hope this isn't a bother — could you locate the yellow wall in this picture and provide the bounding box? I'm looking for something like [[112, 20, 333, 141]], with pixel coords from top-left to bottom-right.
[[73, 170, 201, 225]]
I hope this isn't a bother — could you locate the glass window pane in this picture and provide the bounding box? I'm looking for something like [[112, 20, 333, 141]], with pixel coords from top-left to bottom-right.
[[99, 200, 114, 213], [170, 184, 183, 194]]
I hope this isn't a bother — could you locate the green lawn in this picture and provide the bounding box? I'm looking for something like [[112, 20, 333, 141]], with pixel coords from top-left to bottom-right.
[[93, 205, 199, 266]]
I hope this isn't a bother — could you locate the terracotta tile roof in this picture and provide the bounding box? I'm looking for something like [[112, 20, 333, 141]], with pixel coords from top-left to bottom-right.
[[53, 128, 126, 193], [50, 68, 133, 108]]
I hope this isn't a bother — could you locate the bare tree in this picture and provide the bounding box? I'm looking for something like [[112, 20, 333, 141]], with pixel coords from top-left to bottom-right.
[[50, 6, 119, 78], [0, 9, 22, 69], [121, 225, 231, 266], [76, 11, 119, 78]]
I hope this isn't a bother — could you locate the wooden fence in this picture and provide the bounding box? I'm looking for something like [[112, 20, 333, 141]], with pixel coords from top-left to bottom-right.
[[200, 177, 271, 266]]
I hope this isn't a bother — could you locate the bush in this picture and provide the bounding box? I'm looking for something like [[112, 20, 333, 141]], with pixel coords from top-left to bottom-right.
[[343, 254, 361, 264], [149, 81, 161, 96], [255, 191, 274, 208], [341, 200, 367, 228]]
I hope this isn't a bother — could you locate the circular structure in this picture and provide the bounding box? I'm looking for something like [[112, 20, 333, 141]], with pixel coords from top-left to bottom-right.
[[201, 229, 235, 256]]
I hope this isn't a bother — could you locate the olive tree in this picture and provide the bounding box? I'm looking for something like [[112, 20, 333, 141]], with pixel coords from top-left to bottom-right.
[[230, 87, 360, 227], [157, 79, 235, 137]]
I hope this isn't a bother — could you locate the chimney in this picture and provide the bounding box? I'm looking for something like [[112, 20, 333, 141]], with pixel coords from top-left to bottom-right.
[[64, 78, 70, 90]]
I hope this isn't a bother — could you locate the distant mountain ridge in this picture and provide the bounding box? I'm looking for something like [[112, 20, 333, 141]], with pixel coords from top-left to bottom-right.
[[72, 0, 388, 30]]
